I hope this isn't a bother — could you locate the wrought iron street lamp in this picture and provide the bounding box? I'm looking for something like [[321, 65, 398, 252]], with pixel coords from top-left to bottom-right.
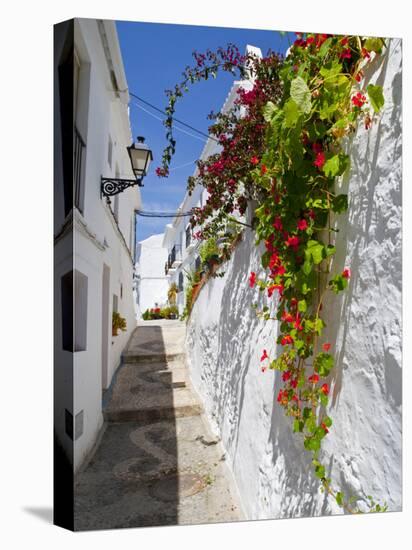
[[101, 136, 153, 203]]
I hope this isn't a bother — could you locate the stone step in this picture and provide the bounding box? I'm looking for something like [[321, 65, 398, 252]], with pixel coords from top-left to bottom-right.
[[103, 360, 203, 424], [104, 402, 203, 423], [122, 352, 186, 364]]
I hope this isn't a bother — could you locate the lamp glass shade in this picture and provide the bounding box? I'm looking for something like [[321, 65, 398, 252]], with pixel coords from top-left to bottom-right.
[[128, 139, 153, 179]]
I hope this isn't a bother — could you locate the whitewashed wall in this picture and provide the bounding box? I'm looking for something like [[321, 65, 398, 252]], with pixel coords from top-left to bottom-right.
[[186, 38, 402, 519], [136, 233, 169, 313], [55, 19, 140, 472]]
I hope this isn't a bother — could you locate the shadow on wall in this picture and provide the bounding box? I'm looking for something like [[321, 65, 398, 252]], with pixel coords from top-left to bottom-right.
[[74, 325, 180, 530]]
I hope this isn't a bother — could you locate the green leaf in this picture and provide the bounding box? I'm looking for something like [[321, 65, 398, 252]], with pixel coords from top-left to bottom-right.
[[320, 394, 329, 407], [306, 240, 325, 265], [320, 61, 342, 80], [293, 419, 304, 433], [314, 352, 334, 377], [314, 318, 325, 335], [263, 101, 278, 122], [323, 154, 350, 178], [367, 84, 384, 113], [302, 260, 313, 276], [323, 415, 333, 427], [290, 76, 312, 114], [364, 37, 383, 54], [261, 251, 270, 269], [336, 491, 345, 507], [325, 244, 336, 257], [314, 464, 326, 479], [331, 194, 348, 213], [298, 299, 307, 313], [318, 37, 333, 58], [283, 98, 301, 128], [303, 407, 313, 420]]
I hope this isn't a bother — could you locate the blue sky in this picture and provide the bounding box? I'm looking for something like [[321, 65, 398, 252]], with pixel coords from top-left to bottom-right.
[[116, 20, 293, 242]]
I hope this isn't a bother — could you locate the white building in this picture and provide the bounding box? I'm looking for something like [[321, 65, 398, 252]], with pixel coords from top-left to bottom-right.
[[135, 233, 169, 315], [163, 46, 261, 315], [54, 18, 141, 471]]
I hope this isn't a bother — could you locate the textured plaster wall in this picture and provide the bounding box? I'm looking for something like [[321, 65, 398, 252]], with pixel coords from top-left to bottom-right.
[[186, 38, 401, 519]]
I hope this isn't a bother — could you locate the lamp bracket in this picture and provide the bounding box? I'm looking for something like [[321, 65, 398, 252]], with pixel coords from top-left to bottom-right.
[[101, 177, 143, 204]]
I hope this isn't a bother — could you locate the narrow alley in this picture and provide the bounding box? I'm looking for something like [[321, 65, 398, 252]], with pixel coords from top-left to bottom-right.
[[74, 320, 243, 530]]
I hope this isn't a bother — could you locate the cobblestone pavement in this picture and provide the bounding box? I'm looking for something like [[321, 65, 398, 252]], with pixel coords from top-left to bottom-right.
[[74, 320, 243, 531]]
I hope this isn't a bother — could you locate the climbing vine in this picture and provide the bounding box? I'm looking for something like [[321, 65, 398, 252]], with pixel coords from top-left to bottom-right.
[[158, 33, 388, 514]]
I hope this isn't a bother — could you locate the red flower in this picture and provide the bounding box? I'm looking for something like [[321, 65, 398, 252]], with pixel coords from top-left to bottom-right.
[[340, 48, 352, 60], [291, 394, 299, 402], [273, 216, 283, 231], [286, 235, 300, 249], [261, 366, 267, 373], [340, 37, 349, 46], [297, 219, 308, 231], [268, 284, 284, 298], [308, 373, 320, 384], [290, 298, 298, 308], [282, 371, 291, 382], [321, 422, 329, 434], [261, 164, 267, 175], [352, 92, 367, 108], [290, 379, 298, 389], [281, 335, 294, 346], [354, 70, 364, 83], [260, 349, 269, 362], [361, 47, 371, 60], [315, 34, 328, 48], [306, 36, 315, 45], [308, 209, 315, 220], [314, 151, 326, 168], [322, 343, 331, 352], [277, 389, 285, 403], [251, 156, 260, 165], [272, 265, 286, 277], [155, 166, 169, 177], [281, 311, 294, 323], [321, 383, 329, 395], [249, 271, 257, 287], [312, 142, 323, 154], [342, 267, 351, 279]]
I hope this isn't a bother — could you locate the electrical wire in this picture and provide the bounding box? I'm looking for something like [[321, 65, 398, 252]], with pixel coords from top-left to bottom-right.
[[129, 91, 220, 143], [136, 209, 194, 218], [131, 101, 208, 143]]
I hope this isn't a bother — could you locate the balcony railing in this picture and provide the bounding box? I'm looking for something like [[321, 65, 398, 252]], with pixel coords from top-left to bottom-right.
[[74, 126, 86, 212]]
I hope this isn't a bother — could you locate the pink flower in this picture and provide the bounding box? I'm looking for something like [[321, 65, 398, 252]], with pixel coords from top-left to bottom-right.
[[273, 216, 283, 231], [251, 156, 260, 165], [249, 271, 257, 288], [314, 151, 326, 168], [286, 235, 300, 249], [260, 349, 269, 362], [342, 267, 351, 279], [352, 92, 367, 108], [322, 343, 331, 352], [297, 219, 308, 231], [340, 48, 352, 60]]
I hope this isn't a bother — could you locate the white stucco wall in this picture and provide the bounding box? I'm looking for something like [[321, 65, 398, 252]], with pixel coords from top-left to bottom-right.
[[54, 19, 140, 471], [136, 233, 169, 313], [186, 38, 402, 519]]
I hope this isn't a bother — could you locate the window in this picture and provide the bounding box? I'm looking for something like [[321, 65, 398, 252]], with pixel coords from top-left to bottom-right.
[[113, 294, 118, 313], [186, 225, 191, 248], [178, 272, 184, 292], [120, 284, 123, 300], [61, 269, 88, 352], [195, 256, 201, 272]]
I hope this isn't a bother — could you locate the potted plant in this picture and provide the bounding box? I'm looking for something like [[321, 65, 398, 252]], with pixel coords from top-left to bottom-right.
[[167, 283, 178, 306], [112, 311, 127, 336]]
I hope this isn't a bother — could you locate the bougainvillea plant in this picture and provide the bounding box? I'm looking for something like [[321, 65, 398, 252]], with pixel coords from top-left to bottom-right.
[[157, 33, 387, 514]]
